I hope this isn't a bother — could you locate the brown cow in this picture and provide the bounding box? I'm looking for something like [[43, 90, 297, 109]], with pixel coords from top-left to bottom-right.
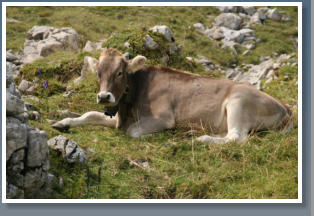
[[52, 48, 292, 144]]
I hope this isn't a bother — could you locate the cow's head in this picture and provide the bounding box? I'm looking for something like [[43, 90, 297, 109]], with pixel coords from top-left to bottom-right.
[[96, 48, 146, 106]]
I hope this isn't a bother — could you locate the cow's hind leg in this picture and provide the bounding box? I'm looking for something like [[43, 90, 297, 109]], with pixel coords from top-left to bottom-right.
[[52, 111, 117, 131], [196, 99, 249, 144]]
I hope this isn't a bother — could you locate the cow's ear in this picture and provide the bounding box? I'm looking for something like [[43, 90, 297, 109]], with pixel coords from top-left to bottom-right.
[[128, 55, 146, 72]]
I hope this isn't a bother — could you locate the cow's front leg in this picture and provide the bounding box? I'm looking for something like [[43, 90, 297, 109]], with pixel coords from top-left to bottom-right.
[[52, 111, 117, 131], [126, 116, 175, 138]]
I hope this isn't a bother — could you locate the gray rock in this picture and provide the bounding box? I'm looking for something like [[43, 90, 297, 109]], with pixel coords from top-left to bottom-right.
[[150, 25, 175, 42], [38, 38, 64, 57], [193, 23, 206, 34], [6, 91, 25, 116], [8, 149, 25, 174], [47, 135, 68, 156], [242, 6, 256, 16], [205, 26, 224, 40], [6, 117, 27, 161], [73, 56, 99, 85], [83, 39, 105, 52], [220, 27, 244, 43], [234, 59, 274, 87], [24, 168, 47, 198], [27, 130, 48, 167], [6, 61, 19, 79], [83, 41, 97, 52], [18, 80, 33, 93], [7, 82, 21, 98], [6, 50, 19, 62], [250, 11, 266, 24], [214, 13, 243, 30], [144, 34, 159, 50], [27, 26, 54, 40], [6, 183, 24, 199], [48, 135, 88, 165], [266, 8, 281, 21]]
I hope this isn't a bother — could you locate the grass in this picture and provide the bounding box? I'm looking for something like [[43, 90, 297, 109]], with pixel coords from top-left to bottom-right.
[[7, 6, 298, 199]]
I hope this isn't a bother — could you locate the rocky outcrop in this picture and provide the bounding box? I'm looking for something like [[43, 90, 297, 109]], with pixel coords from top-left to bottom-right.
[[23, 26, 79, 63], [6, 73, 55, 199], [224, 53, 296, 89]]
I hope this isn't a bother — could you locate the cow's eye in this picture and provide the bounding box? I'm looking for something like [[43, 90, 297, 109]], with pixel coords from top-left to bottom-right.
[[117, 71, 123, 77]]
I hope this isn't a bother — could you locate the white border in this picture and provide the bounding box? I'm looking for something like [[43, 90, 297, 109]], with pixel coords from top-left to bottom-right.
[[2, 2, 303, 204]]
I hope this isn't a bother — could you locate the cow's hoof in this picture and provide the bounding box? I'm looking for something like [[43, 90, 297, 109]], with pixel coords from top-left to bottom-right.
[[52, 122, 70, 132]]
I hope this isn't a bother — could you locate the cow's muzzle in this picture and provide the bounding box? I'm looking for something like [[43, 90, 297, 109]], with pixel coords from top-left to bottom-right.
[[97, 91, 116, 104]]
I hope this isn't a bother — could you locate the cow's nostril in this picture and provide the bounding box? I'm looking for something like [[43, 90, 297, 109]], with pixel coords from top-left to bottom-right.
[[105, 94, 110, 100]]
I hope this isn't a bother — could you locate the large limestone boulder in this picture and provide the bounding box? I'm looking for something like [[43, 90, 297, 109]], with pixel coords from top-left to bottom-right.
[[23, 26, 79, 63]]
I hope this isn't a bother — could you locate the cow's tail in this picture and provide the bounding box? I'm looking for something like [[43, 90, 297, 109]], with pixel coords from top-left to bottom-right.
[[278, 104, 293, 132]]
